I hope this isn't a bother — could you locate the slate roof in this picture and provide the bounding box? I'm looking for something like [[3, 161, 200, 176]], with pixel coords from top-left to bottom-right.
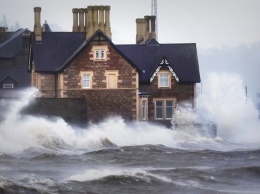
[[0, 66, 31, 88], [31, 31, 200, 83], [31, 32, 86, 72], [31, 30, 141, 73], [0, 28, 27, 58], [117, 42, 201, 83]]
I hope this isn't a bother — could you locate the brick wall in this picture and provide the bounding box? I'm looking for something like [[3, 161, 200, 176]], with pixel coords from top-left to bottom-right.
[[140, 71, 195, 121], [59, 42, 138, 122]]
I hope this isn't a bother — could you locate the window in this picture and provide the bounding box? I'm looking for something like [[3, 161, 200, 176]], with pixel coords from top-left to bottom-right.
[[95, 49, 105, 60], [165, 101, 174, 119], [3, 84, 14, 89], [80, 71, 93, 89], [140, 98, 148, 120], [154, 99, 175, 120], [155, 101, 163, 119], [106, 71, 118, 89], [91, 45, 108, 61], [158, 72, 171, 88]]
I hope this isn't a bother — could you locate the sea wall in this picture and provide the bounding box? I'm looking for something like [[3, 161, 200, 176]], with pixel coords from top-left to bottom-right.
[[21, 98, 88, 126]]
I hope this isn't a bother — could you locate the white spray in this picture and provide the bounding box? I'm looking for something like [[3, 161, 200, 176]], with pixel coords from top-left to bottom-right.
[[0, 73, 259, 154]]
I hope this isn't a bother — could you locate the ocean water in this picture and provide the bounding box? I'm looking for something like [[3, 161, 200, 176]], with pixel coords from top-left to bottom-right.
[[0, 73, 260, 194]]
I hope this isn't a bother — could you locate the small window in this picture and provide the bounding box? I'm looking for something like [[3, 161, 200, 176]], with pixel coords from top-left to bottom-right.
[[159, 73, 170, 88], [95, 49, 106, 60], [80, 71, 93, 89], [3, 84, 14, 89], [166, 101, 173, 119], [155, 101, 163, 120], [141, 99, 148, 120], [83, 74, 91, 88]]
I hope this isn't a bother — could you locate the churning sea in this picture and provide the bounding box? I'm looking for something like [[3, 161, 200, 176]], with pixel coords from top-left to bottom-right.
[[1, 73, 260, 194]]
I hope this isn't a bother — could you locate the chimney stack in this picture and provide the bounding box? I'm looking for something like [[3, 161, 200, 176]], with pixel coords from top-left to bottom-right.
[[150, 16, 156, 40], [79, 8, 85, 32], [72, 5, 112, 39], [34, 7, 42, 42], [86, 6, 94, 37], [136, 15, 157, 44], [72, 8, 79, 32], [104, 6, 111, 39]]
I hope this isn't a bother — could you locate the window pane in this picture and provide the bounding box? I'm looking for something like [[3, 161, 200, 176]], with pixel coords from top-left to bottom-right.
[[156, 101, 163, 119], [166, 101, 173, 119], [95, 50, 99, 59], [83, 74, 90, 88], [142, 100, 147, 120], [159, 74, 169, 87], [100, 50, 105, 59]]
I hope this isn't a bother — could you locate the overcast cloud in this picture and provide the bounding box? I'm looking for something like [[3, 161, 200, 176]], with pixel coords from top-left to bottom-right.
[[1, 0, 260, 101]]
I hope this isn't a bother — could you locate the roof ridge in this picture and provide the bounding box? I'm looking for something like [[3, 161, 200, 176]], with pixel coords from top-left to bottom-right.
[[0, 28, 26, 48]]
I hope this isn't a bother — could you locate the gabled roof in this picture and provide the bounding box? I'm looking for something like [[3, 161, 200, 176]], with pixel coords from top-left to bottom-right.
[[31, 32, 86, 72], [0, 28, 27, 58], [116, 42, 201, 83], [0, 67, 31, 87], [32, 30, 141, 73]]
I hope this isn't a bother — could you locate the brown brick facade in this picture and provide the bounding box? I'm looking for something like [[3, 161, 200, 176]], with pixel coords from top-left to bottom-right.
[[33, 41, 138, 123], [140, 70, 195, 121]]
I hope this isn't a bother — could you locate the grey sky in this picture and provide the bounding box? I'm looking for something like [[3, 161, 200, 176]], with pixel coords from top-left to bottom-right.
[[1, 0, 260, 101], [0, 0, 260, 48]]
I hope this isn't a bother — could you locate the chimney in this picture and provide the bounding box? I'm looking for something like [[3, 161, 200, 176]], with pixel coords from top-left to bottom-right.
[[34, 7, 42, 42], [136, 18, 145, 44], [99, 6, 105, 32], [136, 15, 157, 44], [72, 8, 79, 32], [86, 6, 94, 38], [150, 15, 156, 40], [144, 16, 151, 42], [79, 8, 85, 32], [84, 8, 88, 32], [93, 6, 99, 32], [104, 6, 112, 39], [84, 5, 111, 39]]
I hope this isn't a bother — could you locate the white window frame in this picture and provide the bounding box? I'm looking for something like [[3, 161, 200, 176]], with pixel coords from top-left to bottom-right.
[[140, 98, 148, 121], [3, 84, 14, 88], [80, 71, 93, 89], [158, 71, 171, 88], [91, 45, 108, 61], [105, 71, 118, 89], [95, 49, 105, 60], [154, 99, 175, 120]]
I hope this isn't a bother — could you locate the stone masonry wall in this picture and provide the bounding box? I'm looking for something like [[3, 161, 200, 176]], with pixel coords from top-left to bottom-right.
[[61, 42, 138, 122], [140, 71, 195, 121]]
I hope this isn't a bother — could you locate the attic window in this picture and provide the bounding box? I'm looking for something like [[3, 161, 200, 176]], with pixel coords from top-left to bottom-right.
[[3, 84, 14, 89], [91, 45, 109, 61], [95, 49, 105, 60], [158, 72, 171, 88]]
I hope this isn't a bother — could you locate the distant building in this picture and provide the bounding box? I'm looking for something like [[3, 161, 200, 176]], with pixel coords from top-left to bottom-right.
[[28, 6, 200, 124], [0, 27, 31, 97]]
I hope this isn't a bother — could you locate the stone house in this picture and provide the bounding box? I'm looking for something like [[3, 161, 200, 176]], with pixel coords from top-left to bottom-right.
[[29, 6, 200, 124], [0, 27, 31, 97]]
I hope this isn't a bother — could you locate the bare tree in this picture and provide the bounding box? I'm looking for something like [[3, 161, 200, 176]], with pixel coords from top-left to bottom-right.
[[0, 15, 8, 27]]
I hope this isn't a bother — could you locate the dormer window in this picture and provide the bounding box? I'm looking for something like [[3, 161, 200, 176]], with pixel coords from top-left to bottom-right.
[[3, 84, 14, 89], [158, 72, 171, 88]]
